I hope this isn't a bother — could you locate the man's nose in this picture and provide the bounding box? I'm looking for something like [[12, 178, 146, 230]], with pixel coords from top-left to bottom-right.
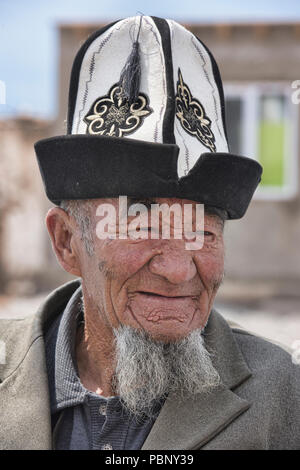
[[149, 243, 197, 284]]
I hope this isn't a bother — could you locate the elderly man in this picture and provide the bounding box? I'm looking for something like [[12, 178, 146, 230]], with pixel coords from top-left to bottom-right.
[[0, 16, 299, 450]]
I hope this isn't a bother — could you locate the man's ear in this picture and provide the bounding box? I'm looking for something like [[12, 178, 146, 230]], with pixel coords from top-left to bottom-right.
[[46, 207, 81, 276]]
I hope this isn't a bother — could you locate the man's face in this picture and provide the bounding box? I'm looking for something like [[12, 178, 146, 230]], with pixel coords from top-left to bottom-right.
[[76, 197, 225, 342]]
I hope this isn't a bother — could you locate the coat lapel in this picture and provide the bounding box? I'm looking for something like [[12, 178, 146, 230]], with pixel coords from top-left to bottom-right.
[[142, 385, 250, 450], [142, 310, 252, 450]]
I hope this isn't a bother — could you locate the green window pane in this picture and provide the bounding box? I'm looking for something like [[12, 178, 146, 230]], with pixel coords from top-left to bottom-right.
[[258, 96, 285, 187]]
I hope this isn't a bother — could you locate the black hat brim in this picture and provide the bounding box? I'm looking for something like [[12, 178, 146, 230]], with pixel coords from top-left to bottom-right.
[[35, 134, 262, 219]]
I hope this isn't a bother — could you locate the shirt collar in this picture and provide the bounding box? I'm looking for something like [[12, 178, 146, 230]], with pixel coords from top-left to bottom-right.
[[45, 286, 87, 412]]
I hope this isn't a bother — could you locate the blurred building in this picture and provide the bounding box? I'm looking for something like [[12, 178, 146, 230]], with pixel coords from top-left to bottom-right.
[[0, 118, 70, 294], [1, 20, 300, 301]]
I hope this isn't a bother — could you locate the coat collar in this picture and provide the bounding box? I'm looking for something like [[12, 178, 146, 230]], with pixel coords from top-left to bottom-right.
[[203, 308, 252, 390], [0, 280, 251, 450]]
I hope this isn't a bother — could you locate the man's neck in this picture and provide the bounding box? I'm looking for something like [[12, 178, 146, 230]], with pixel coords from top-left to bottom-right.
[[75, 306, 117, 397]]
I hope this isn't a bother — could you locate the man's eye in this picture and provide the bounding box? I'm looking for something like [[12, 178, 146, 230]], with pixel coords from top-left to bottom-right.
[[203, 231, 215, 242]]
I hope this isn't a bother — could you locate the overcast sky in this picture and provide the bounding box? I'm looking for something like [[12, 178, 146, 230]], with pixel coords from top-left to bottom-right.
[[1, 0, 300, 118]]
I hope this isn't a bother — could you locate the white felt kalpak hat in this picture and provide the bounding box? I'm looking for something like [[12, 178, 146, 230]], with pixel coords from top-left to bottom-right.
[[35, 15, 262, 218]]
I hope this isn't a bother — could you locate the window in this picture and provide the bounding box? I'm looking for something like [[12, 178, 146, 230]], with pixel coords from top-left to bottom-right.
[[224, 83, 298, 199]]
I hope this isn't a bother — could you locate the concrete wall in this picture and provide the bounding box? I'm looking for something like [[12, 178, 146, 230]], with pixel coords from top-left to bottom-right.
[[0, 118, 72, 294]]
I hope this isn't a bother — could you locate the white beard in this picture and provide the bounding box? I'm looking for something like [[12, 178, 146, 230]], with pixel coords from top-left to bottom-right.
[[112, 326, 220, 418]]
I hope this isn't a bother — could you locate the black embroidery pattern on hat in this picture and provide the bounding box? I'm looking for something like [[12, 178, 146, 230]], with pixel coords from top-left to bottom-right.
[[84, 84, 152, 137], [175, 68, 216, 152]]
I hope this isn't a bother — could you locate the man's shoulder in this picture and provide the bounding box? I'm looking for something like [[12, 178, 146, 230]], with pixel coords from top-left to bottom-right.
[[211, 309, 294, 361], [0, 314, 39, 379], [0, 279, 80, 329], [0, 314, 36, 332], [230, 322, 294, 367], [225, 317, 300, 393], [228, 317, 300, 442], [0, 280, 81, 381]]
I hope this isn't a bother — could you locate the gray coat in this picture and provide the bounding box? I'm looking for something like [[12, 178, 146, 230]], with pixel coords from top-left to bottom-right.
[[0, 280, 299, 450]]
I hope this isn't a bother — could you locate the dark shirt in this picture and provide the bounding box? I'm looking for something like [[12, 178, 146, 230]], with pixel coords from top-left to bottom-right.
[[45, 286, 161, 450]]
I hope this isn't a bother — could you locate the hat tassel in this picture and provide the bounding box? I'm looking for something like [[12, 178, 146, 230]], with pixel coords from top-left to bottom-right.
[[119, 16, 143, 105]]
